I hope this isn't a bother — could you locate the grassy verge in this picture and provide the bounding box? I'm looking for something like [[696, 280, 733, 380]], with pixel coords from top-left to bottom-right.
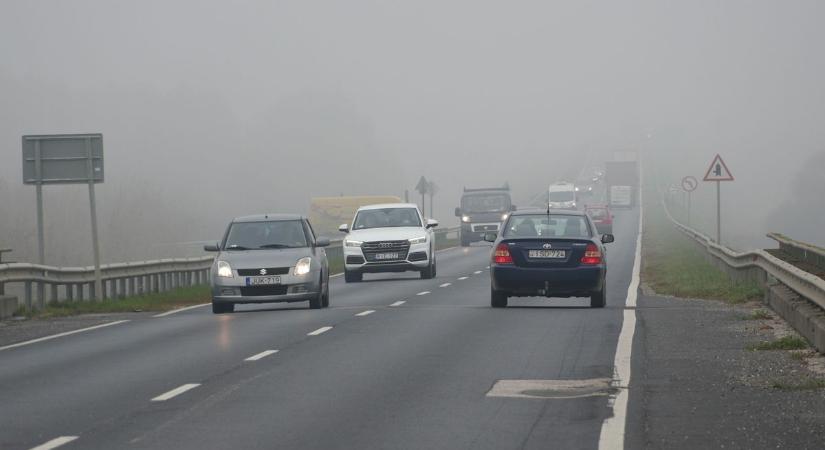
[[770, 378, 825, 391], [642, 184, 763, 303], [748, 335, 809, 351], [17, 285, 211, 319]]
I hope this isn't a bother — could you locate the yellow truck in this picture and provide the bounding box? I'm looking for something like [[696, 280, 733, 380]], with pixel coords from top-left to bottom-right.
[[309, 196, 401, 237]]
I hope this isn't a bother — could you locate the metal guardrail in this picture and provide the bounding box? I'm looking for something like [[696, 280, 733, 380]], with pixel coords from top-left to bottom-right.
[[766, 232, 825, 274], [0, 227, 460, 310], [661, 196, 825, 311]]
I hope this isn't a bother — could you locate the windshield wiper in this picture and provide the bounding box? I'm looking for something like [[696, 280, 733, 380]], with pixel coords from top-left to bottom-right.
[[226, 245, 250, 250], [258, 244, 293, 249]]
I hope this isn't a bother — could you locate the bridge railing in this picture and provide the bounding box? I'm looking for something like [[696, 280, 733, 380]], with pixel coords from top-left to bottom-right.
[[0, 227, 460, 311]]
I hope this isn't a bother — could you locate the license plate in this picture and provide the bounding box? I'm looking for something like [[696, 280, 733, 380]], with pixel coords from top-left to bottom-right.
[[528, 249, 566, 259], [246, 276, 281, 286], [374, 252, 400, 260]]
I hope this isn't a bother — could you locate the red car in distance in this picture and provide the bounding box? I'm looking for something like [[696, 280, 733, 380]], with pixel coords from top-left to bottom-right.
[[585, 204, 613, 235]]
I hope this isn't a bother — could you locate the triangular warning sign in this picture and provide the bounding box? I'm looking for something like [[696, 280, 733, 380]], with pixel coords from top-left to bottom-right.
[[703, 154, 734, 181]]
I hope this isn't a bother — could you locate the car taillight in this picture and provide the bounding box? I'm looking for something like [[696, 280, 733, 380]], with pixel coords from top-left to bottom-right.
[[493, 243, 513, 264], [581, 243, 602, 265]]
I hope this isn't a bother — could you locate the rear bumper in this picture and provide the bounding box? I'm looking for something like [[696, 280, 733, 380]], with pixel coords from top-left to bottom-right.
[[595, 223, 613, 235], [491, 264, 604, 297]]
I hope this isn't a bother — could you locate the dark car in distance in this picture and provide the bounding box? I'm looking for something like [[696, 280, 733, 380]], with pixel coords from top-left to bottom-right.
[[484, 209, 614, 308]]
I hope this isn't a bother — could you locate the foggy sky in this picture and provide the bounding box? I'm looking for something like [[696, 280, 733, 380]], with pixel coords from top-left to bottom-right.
[[1, 0, 824, 265]]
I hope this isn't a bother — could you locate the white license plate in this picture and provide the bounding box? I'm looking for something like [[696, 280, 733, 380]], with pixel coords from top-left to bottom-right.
[[374, 252, 400, 260], [528, 249, 566, 259], [246, 276, 281, 286]]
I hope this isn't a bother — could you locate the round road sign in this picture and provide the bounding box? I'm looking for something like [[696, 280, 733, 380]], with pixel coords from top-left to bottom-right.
[[681, 176, 698, 192]]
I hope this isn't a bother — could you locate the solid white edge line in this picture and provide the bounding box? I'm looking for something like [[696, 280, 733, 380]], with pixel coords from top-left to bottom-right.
[[355, 310, 375, 317], [598, 166, 644, 450], [0, 320, 130, 352], [151, 383, 201, 402], [416, 291, 430, 296], [244, 349, 279, 361], [307, 326, 333, 336], [389, 301, 405, 307], [29, 436, 79, 450], [439, 283, 452, 288], [153, 303, 209, 317]]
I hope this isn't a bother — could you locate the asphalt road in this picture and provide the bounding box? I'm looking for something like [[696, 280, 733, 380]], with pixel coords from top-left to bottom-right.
[[0, 209, 640, 450]]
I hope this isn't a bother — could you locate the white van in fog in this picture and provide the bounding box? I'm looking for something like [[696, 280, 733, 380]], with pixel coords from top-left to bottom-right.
[[548, 182, 577, 210]]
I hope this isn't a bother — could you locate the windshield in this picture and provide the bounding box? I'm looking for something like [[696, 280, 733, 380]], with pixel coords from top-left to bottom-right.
[[224, 220, 308, 250], [548, 191, 575, 202], [461, 194, 510, 213], [353, 208, 421, 229], [503, 214, 592, 238]]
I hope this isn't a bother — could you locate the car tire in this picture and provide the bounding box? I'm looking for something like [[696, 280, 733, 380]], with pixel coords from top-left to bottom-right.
[[344, 270, 362, 283], [309, 292, 323, 309], [491, 288, 508, 308], [590, 287, 606, 308], [212, 301, 234, 314], [421, 258, 435, 279], [321, 275, 330, 308]]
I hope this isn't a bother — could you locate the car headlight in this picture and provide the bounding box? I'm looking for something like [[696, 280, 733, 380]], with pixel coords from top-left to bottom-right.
[[345, 239, 363, 247], [501, 213, 509, 221], [294, 257, 312, 275], [409, 236, 427, 245], [216, 261, 233, 278], [461, 215, 470, 223]]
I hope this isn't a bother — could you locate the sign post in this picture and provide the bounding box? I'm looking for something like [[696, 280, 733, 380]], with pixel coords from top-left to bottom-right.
[[681, 175, 698, 226], [415, 176, 429, 215], [702, 154, 734, 244], [23, 134, 105, 301]]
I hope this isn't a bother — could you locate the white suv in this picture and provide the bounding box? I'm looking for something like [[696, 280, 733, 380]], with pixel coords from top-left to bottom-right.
[[339, 203, 438, 282]]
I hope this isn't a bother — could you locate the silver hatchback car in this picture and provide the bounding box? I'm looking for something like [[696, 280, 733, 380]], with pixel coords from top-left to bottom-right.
[[205, 214, 330, 314]]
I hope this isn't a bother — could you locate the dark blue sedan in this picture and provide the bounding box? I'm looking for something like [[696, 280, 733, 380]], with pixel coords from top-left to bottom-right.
[[483, 209, 614, 308]]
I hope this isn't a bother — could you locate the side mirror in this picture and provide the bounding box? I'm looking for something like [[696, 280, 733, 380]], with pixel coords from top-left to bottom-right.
[[510, 205, 517, 212], [426, 219, 439, 229], [454, 207, 461, 217], [601, 234, 615, 244], [315, 237, 330, 247], [204, 243, 220, 252], [483, 232, 498, 242], [338, 223, 349, 233]]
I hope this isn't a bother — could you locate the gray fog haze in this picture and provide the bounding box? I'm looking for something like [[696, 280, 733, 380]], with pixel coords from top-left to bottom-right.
[[1, 0, 823, 265]]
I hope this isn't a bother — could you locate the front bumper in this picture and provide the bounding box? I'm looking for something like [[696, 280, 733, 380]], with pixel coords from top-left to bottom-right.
[[491, 264, 604, 297], [211, 270, 321, 304], [344, 242, 430, 273]]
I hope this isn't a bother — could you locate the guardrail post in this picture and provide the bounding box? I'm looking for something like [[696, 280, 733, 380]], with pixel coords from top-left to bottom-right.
[[0, 281, 4, 296], [50, 284, 59, 304], [88, 282, 95, 301], [127, 277, 135, 297], [25, 281, 33, 310], [66, 284, 74, 302]]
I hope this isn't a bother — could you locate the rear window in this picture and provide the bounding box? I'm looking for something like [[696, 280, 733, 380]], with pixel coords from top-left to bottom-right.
[[503, 214, 592, 238], [587, 208, 608, 219]]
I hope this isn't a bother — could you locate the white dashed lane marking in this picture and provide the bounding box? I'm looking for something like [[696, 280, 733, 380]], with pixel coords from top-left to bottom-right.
[[356, 310, 375, 317], [245, 350, 279, 361], [389, 301, 406, 307], [416, 291, 430, 296], [29, 436, 78, 450], [151, 383, 200, 402], [473, 270, 482, 274], [439, 283, 451, 288], [457, 277, 468, 281], [308, 326, 333, 336]]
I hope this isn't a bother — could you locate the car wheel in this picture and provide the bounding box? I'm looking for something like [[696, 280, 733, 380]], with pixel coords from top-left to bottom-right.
[[321, 276, 330, 308], [309, 292, 323, 309], [590, 287, 606, 308], [421, 259, 435, 279], [491, 288, 508, 308], [432, 256, 437, 277], [212, 301, 234, 314], [344, 270, 362, 283]]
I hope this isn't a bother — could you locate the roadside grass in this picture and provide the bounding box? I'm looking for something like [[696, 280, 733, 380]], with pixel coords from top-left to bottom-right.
[[748, 335, 809, 351], [641, 185, 763, 304], [16, 285, 210, 319], [770, 378, 825, 391], [743, 309, 773, 321]]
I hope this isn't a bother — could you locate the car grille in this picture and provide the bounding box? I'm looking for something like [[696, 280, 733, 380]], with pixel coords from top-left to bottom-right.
[[362, 240, 410, 262], [408, 251, 428, 262], [471, 224, 499, 232], [237, 267, 290, 276], [240, 285, 288, 296]]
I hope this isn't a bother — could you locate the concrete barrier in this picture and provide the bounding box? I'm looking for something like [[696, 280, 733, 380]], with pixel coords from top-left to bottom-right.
[[765, 283, 825, 354], [0, 295, 18, 319]]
